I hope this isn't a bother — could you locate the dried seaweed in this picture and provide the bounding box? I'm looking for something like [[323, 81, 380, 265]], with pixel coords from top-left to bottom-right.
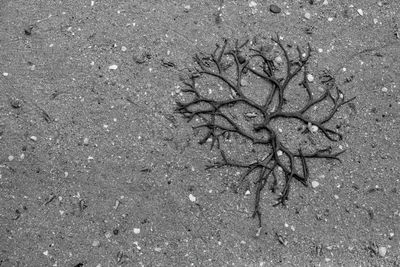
[[176, 34, 355, 227]]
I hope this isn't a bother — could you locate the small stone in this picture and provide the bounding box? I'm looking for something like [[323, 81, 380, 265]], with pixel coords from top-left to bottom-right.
[[3, 72, 9, 76], [121, 46, 127, 52], [357, 9, 364, 16], [108, 64, 118, 70], [378, 246, 387, 257], [92, 240, 100, 247], [105, 232, 112, 239], [189, 194, 196, 202], [322, 0, 328, 5], [269, 4, 281, 14], [311, 181, 320, 188], [8, 155, 14, 161], [381, 87, 388, 92], [275, 56, 283, 63], [277, 150, 283, 156], [249, 1, 257, 8], [334, 194, 339, 199], [308, 122, 318, 133], [304, 12, 311, 20], [83, 137, 89, 145], [306, 74, 314, 82], [133, 228, 141, 234], [30, 136, 37, 141], [245, 190, 251, 196]]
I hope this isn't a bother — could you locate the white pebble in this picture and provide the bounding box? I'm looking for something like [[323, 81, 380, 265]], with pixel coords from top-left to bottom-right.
[[318, 48, 323, 53], [189, 194, 196, 202], [310, 125, 319, 133], [306, 74, 314, 82], [245, 190, 251, 196], [133, 228, 141, 234], [275, 56, 283, 63], [277, 150, 283, 156], [328, 17, 333, 22], [83, 137, 89, 145], [311, 181, 320, 188], [381, 87, 388, 92], [108, 64, 118, 70], [92, 240, 100, 247], [105, 232, 112, 238], [304, 12, 311, 19], [30, 136, 37, 141], [3, 72, 9, 76], [334, 194, 339, 199], [121, 46, 127, 52], [8, 155, 14, 161], [249, 1, 257, 8], [323, 0, 328, 5], [378, 246, 387, 257], [357, 9, 364, 16]]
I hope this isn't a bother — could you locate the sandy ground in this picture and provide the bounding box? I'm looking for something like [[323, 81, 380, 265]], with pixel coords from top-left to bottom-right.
[[0, 0, 399, 266]]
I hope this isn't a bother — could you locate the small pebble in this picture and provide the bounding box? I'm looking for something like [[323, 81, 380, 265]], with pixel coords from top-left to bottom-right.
[[92, 240, 100, 247], [378, 246, 387, 257], [108, 64, 118, 70], [245, 190, 251, 196], [269, 4, 281, 14], [308, 122, 318, 133], [311, 181, 320, 188], [105, 232, 112, 239], [3, 72, 9, 76], [357, 9, 364, 16], [304, 12, 311, 20], [277, 150, 283, 156], [381, 87, 388, 92], [275, 56, 283, 63], [334, 194, 339, 199], [8, 155, 14, 161], [189, 194, 196, 202], [30, 136, 37, 141], [133, 228, 141, 234], [322, 0, 328, 5], [121, 46, 127, 52], [83, 137, 89, 145], [249, 1, 257, 8], [306, 74, 314, 82]]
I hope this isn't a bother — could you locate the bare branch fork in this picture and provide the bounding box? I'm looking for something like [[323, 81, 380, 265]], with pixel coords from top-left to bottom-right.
[[176, 34, 355, 227]]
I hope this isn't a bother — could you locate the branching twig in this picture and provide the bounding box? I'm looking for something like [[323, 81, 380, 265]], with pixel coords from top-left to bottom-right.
[[176, 34, 355, 227]]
